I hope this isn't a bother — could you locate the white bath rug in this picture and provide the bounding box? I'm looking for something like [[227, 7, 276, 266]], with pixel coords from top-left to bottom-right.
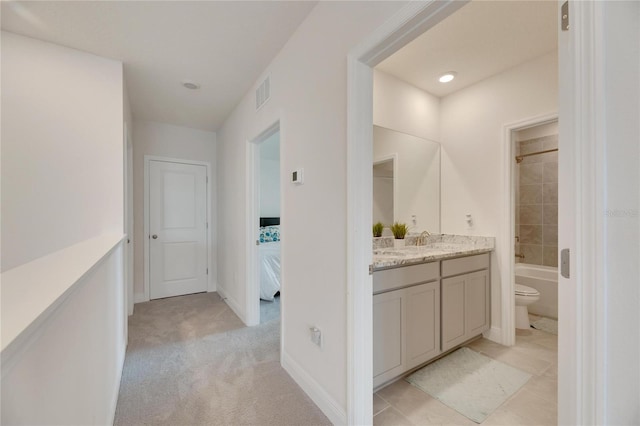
[[531, 317, 558, 335], [405, 347, 531, 424]]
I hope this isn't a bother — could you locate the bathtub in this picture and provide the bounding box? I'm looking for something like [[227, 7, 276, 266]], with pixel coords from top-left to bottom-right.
[[515, 263, 558, 319]]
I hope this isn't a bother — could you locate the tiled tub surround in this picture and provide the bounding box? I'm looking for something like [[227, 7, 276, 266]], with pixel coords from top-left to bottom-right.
[[516, 134, 558, 267], [373, 234, 495, 270]]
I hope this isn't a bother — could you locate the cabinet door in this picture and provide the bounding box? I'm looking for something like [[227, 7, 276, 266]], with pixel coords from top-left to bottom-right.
[[373, 289, 404, 387], [441, 275, 466, 351], [465, 270, 490, 336], [405, 282, 440, 370]]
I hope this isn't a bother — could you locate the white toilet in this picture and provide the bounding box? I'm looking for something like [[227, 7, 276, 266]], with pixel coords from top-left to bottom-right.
[[515, 283, 541, 329]]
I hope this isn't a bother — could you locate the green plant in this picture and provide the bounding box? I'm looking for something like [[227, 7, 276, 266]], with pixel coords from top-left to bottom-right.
[[390, 222, 409, 239], [372, 222, 384, 238]]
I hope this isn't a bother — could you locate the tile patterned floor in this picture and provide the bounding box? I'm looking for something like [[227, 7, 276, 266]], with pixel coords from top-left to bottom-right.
[[373, 319, 558, 425]]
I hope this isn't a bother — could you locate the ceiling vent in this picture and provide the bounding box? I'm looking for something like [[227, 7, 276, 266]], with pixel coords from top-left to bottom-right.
[[255, 76, 270, 111]]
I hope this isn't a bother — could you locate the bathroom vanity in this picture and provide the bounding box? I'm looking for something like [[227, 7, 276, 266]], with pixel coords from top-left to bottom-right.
[[372, 235, 494, 388]]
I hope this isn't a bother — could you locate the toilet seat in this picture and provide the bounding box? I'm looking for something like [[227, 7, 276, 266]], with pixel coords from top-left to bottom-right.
[[515, 284, 540, 296]]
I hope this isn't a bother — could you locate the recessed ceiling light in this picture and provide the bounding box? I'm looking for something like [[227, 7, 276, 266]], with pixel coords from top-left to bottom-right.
[[438, 72, 457, 83], [182, 81, 201, 90]]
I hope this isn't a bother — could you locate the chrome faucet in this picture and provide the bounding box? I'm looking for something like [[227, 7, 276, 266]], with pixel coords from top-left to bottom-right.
[[416, 230, 431, 246], [515, 253, 525, 259]]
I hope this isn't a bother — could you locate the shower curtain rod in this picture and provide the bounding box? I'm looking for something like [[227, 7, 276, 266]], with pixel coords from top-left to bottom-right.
[[515, 148, 558, 163]]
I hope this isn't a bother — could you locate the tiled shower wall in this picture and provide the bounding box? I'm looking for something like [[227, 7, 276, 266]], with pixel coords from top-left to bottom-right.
[[515, 134, 558, 267]]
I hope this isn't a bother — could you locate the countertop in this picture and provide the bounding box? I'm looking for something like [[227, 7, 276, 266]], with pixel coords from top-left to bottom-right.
[[373, 234, 495, 271]]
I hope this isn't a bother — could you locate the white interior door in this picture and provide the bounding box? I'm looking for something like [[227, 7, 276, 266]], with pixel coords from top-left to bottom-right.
[[149, 160, 207, 299]]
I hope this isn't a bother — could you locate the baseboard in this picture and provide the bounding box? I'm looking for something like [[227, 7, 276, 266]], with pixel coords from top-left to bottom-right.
[[215, 285, 246, 324], [107, 340, 126, 425], [134, 292, 147, 304], [282, 351, 347, 425], [483, 326, 503, 344]]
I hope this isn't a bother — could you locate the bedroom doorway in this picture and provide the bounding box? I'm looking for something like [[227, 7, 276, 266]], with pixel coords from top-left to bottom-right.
[[246, 122, 282, 328]]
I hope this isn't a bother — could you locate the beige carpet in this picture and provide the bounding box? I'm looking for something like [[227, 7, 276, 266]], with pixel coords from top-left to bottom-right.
[[114, 292, 329, 426]]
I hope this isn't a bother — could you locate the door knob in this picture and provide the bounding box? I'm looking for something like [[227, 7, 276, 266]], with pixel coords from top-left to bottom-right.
[[152, 234, 158, 239]]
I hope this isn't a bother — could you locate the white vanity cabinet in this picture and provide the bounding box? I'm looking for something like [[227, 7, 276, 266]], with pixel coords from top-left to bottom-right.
[[373, 251, 491, 388], [373, 263, 440, 388], [441, 253, 491, 352]]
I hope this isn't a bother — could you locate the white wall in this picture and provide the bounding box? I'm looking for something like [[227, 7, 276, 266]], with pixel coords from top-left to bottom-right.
[[439, 51, 558, 333], [373, 69, 440, 142], [0, 32, 126, 424], [132, 120, 217, 300], [1, 31, 124, 271], [216, 2, 405, 421], [259, 131, 280, 217], [601, 1, 639, 422]]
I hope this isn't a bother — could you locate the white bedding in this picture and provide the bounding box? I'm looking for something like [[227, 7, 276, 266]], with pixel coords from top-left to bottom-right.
[[260, 241, 281, 301]]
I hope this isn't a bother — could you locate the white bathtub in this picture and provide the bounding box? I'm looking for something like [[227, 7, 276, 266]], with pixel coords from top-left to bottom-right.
[[515, 263, 558, 319]]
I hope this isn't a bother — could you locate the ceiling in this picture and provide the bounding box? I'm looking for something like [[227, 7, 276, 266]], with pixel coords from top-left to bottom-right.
[[1, 1, 317, 131], [376, 0, 558, 98]]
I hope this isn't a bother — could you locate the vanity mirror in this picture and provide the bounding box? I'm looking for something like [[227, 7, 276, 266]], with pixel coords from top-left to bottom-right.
[[373, 125, 441, 233]]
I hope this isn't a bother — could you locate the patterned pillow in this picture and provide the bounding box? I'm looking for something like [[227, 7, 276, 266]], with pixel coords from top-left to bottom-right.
[[259, 226, 280, 243]]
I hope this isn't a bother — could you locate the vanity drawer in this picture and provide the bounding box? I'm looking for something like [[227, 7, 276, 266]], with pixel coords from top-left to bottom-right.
[[441, 253, 490, 277], [373, 261, 439, 294]]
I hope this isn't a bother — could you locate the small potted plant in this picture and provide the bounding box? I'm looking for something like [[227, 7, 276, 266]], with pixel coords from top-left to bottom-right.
[[372, 222, 384, 238], [390, 222, 408, 248]]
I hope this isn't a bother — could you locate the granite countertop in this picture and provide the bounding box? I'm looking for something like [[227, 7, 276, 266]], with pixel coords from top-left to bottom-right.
[[373, 234, 495, 271]]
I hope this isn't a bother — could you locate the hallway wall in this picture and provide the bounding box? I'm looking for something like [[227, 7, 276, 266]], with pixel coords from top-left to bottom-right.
[[215, 2, 406, 422], [1, 31, 124, 271]]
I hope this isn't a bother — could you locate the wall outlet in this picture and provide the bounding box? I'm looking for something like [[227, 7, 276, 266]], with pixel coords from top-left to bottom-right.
[[292, 168, 304, 185], [309, 326, 322, 347]]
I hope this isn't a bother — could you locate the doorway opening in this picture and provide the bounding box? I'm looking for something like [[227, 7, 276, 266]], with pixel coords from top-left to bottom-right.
[[246, 122, 282, 328], [346, 1, 565, 423], [368, 1, 560, 420], [507, 117, 559, 343]]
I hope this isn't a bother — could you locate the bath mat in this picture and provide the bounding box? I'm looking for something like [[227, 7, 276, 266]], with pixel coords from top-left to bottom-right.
[[531, 317, 558, 335], [405, 347, 531, 424]]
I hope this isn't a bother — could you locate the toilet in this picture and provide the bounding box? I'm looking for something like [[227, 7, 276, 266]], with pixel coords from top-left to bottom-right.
[[515, 283, 540, 329]]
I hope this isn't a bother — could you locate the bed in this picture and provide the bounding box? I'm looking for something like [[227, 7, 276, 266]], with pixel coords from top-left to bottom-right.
[[259, 217, 281, 301]]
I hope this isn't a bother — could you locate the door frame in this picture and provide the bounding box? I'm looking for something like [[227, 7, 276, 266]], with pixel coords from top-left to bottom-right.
[[501, 112, 558, 347], [143, 155, 213, 302], [346, 2, 469, 423], [245, 121, 281, 327]]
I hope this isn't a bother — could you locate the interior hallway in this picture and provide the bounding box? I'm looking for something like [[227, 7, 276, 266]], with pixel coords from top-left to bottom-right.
[[114, 293, 329, 425]]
